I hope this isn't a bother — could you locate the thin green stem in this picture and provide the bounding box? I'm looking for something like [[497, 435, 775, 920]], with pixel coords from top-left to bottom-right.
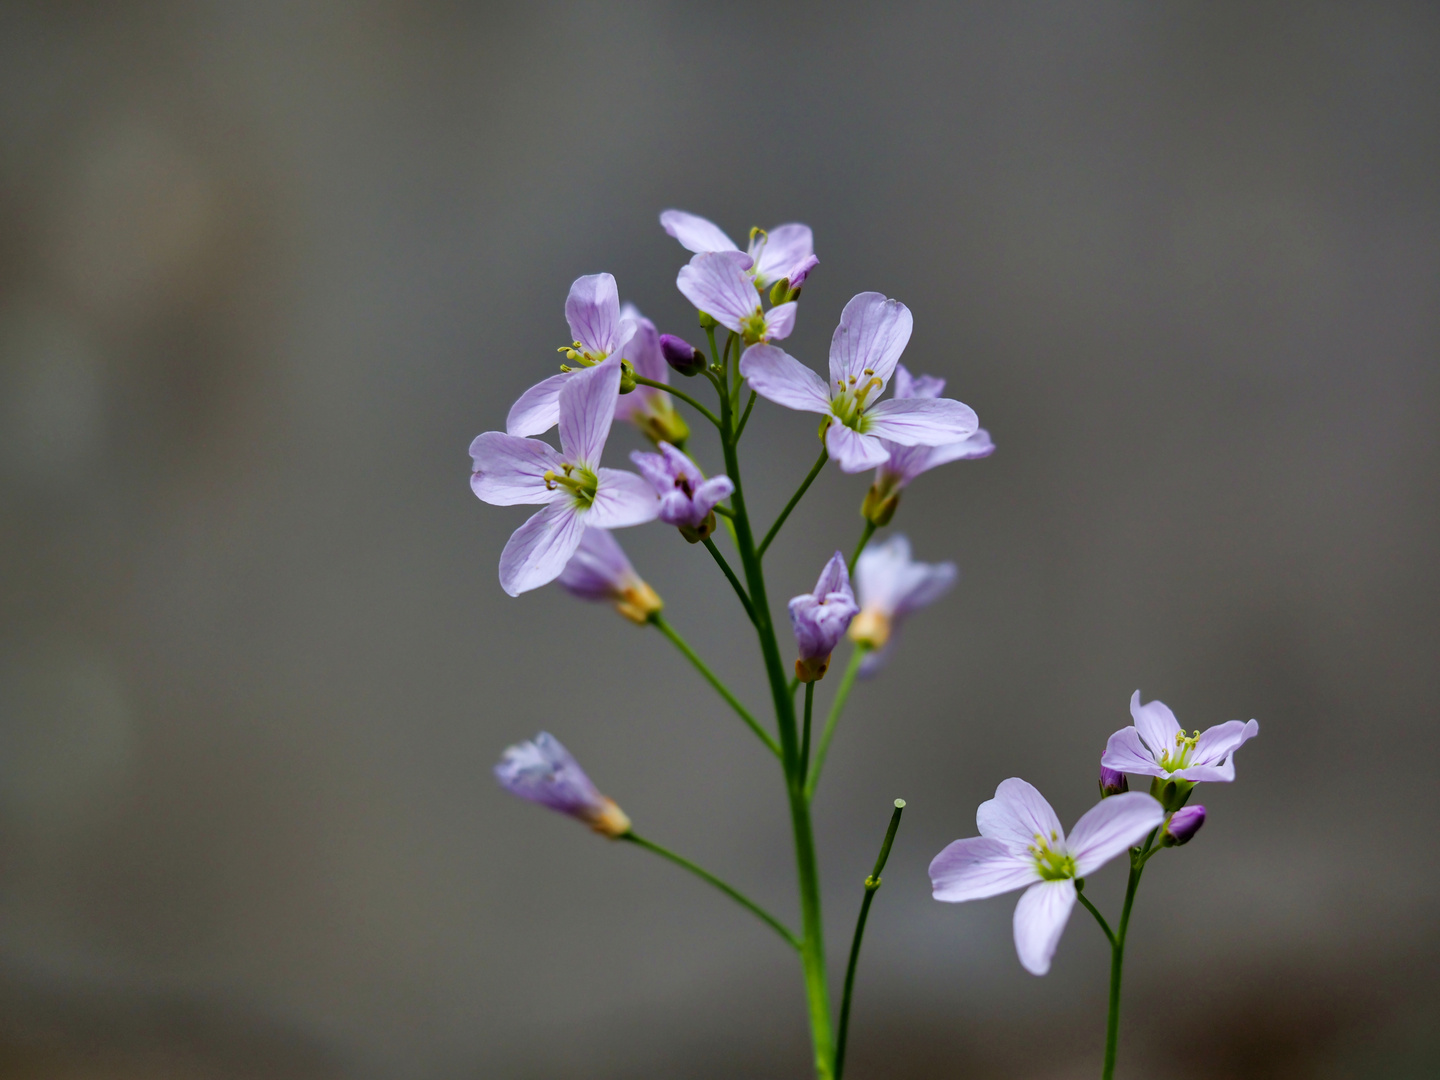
[[798, 682, 815, 783], [848, 520, 878, 575], [1074, 881, 1116, 947], [631, 375, 721, 429], [735, 389, 758, 439], [622, 832, 800, 951], [834, 799, 906, 1080], [713, 504, 734, 519], [1102, 833, 1155, 1080], [651, 614, 780, 759], [805, 646, 866, 802], [758, 448, 830, 558], [702, 537, 757, 627]]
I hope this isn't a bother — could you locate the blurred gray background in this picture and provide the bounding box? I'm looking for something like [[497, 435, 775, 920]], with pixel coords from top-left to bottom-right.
[[1, 2, 1437, 1077]]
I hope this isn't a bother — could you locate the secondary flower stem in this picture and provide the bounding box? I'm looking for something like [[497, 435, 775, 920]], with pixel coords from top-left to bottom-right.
[[798, 682, 815, 782], [757, 448, 830, 558], [622, 832, 801, 951], [1102, 833, 1155, 1080], [631, 375, 722, 429], [834, 799, 906, 1080], [847, 520, 877, 575], [650, 613, 780, 759], [735, 390, 759, 440], [1074, 881, 1116, 947], [804, 646, 866, 802], [702, 537, 757, 626]]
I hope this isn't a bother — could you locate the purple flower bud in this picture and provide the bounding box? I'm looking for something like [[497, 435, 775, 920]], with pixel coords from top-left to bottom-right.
[[1099, 765, 1129, 798], [660, 333, 705, 377], [630, 443, 734, 540], [787, 254, 818, 291], [494, 732, 632, 838], [788, 552, 859, 682], [557, 527, 662, 623], [1161, 804, 1206, 847]]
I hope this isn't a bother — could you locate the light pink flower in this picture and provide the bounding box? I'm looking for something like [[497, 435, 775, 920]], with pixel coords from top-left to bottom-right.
[[677, 251, 797, 344], [1101, 692, 1259, 783], [930, 779, 1164, 975], [660, 209, 817, 290]]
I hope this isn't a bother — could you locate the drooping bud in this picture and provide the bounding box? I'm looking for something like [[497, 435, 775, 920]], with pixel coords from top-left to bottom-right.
[[660, 333, 706, 377], [789, 552, 859, 682], [630, 443, 734, 546], [494, 732, 632, 838], [557, 527, 663, 625], [1161, 805, 1206, 846], [1099, 765, 1129, 798]]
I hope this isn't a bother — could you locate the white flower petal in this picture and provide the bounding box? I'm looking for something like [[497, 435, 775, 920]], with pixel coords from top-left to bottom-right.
[[825, 424, 890, 473], [930, 836, 1037, 902], [676, 251, 758, 331], [1100, 726, 1167, 778], [1193, 718, 1259, 767], [977, 778, 1065, 848], [469, 431, 564, 506], [660, 210, 738, 254], [864, 397, 979, 446], [499, 500, 587, 596], [1068, 792, 1165, 877], [505, 373, 569, 437], [558, 359, 621, 468], [1013, 880, 1077, 976], [762, 301, 797, 341], [827, 292, 913, 388], [565, 273, 623, 357], [1131, 690, 1182, 757], [588, 469, 661, 528], [739, 345, 831, 414]]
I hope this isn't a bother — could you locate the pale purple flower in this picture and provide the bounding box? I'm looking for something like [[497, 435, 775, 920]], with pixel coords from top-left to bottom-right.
[[613, 303, 689, 445], [739, 293, 980, 473], [1098, 765, 1130, 798], [677, 251, 797, 344], [630, 442, 734, 541], [494, 731, 631, 837], [1101, 691, 1260, 784], [660, 209, 817, 290], [470, 360, 659, 597], [788, 552, 859, 681], [557, 526, 662, 624], [659, 333, 706, 377], [1162, 805, 1206, 847], [506, 273, 637, 438], [930, 779, 1165, 975], [848, 534, 957, 677], [869, 364, 994, 510]]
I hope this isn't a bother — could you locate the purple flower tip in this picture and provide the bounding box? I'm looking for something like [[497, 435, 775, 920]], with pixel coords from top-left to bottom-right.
[[1162, 805, 1206, 846], [630, 443, 734, 536], [494, 732, 632, 837], [788, 551, 859, 681], [1099, 765, 1129, 798], [659, 333, 706, 376]]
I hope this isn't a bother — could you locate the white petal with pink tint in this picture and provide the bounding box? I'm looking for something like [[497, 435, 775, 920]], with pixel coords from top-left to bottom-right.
[[1013, 880, 1077, 976]]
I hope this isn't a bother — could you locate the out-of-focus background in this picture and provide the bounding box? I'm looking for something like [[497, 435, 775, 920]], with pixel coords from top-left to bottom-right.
[[1, 2, 1437, 1077]]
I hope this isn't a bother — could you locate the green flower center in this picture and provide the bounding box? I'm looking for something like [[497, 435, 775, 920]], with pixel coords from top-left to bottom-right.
[[830, 371, 885, 431], [543, 462, 598, 509], [1029, 832, 1077, 881], [1157, 729, 1202, 772], [740, 307, 769, 346]]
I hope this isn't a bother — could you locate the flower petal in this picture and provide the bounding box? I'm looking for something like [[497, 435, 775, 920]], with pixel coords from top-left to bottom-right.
[[589, 468, 660, 528], [930, 836, 1037, 902], [813, 550, 851, 599], [739, 344, 831, 414], [660, 209, 738, 254], [828, 292, 913, 388], [1171, 761, 1236, 782], [1193, 718, 1259, 767], [1100, 726, 1167, 778], [977, 778, 1065, 848], [1131, 691, 1182, 757], [469, 431, 564, 506], [1013, 879, 1077, 976], [505, 372, 569, 437], [557, 526, 636, 600], [499, 499, 587, 596], [825, 424, 890, 473], [558, 358, 621, 467], [692, 475, 735, 515], [751, 223, 814, 288], [762, 301, 797, 341], [922, 428, 996, 467], [565, 273, 623, 357], [864, 397, 979, 446], [1068, 792, 1166, 877], [676, 251, 758, 331], [892, 364, 946, 400]]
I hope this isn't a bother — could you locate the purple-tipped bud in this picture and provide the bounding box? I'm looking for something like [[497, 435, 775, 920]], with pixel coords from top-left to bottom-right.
[[1099, 765, 1129, 798], [1161, 805, 1206, 847], [787, 254, 818, 292], [494, 732, 632, 838], [788, 552, 859, 682], [660, 333, 705, 377]]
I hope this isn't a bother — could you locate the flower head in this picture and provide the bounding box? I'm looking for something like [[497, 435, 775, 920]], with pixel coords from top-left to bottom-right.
[[471, 360, 659, 596], [848, 534, 957, 676], [788, 552, 859, 682], [1098, 765, 1130, 798], [630, 442, 734, 543], [739, 293, 980, 473], [613, 303, 689, 446], [494, 732, 631, 837], [507, 273, 637, 438], [660, 209, 817, 291], [677, 251, 797, 345], [930, 779, 1165, 975], [1101, 691, 1259, 785], [1161, 805, 1206, 847], [557, 526, 662, 624]]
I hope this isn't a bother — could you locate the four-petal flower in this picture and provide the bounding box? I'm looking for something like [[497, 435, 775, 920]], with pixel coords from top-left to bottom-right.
[[1102, 692, 1259, 784], [630, 442, 735, 542], [677, 251, 798, 345], [661, 209, 818, 290]]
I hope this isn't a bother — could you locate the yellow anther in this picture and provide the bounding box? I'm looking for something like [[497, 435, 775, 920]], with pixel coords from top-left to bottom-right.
[[864, 368, 875, 375]]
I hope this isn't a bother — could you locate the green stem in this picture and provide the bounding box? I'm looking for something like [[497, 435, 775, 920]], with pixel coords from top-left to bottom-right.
[[631, 375, 721, 429], [848, 520, 878, 576], [651, 613, 780, 759], [758, 448, 830, 558], [622, 832, 800, 951], [798, 682, 815, 783], [834, 799, 906, 1080], [1102, 834, 1154, 1080], [735, 389, 758, 439], [702, 537, 756, 626], [1075, 881, 1116, 947], [713, 504, 734, 519], [805, 646, 866, 801]]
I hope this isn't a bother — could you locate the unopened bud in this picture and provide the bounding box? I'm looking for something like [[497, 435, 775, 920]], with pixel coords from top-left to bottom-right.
[[788, 255, 818, 292], [795, 654, 832, 683], [1161, 805, 1206, 847], [618, 359, 638, 395], [677, 510, 718, 545], [861, 483, 900, 527], [613, 581, 663, 625], [1099, 766, 1129, 798], [697, 311, 717, 330], [769, 277, 791, 306], [1150, 775, 1196, 812], [660, 333, 706, 377]]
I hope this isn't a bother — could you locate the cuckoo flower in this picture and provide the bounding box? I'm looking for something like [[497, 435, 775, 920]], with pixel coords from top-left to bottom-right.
[[863, 364, 994, 525], [930, 779, 1165, 975], [677, 251, 797, 345], [557, 526, 662, 624], [507, 273, 636, 438], [614, 303, 689, 446], [630, 442, 734, 543], [494, 732, 632, 837], [1102, 692, 1260, 787], [740, 293, 980, 473], [471, 360, 658, 596], [848, 534, 957, 676], [660, 209, 818, 291], [789, 552, 859, 682]]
